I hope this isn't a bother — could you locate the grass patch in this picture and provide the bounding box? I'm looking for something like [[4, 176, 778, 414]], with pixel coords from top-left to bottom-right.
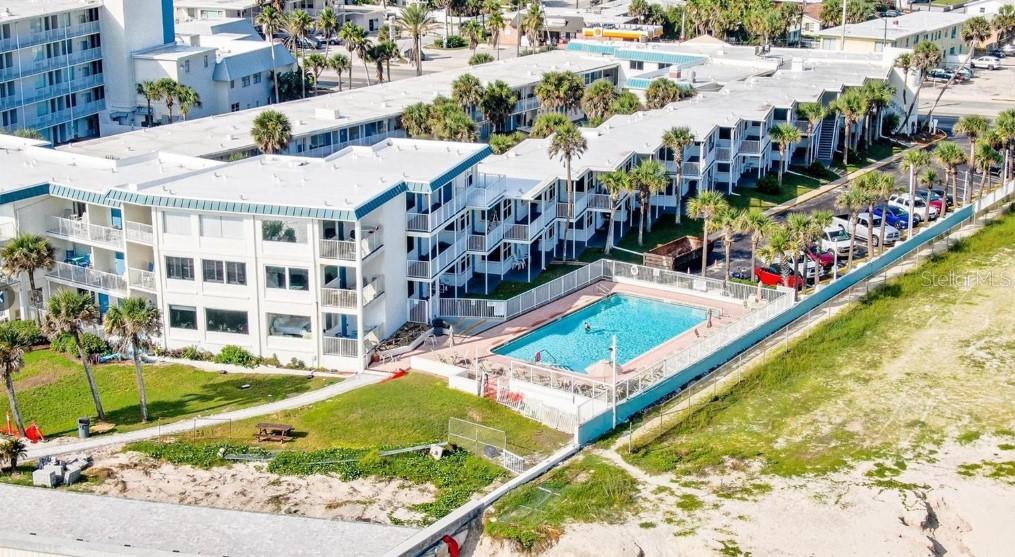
[[0, 465, 37, 487], [485, 454, 639, 552], [581, 218, 704, 266], [638, 521, 657, 528], [623, 209, 1015, 478], [714, 482, 772, 501], [731, 173, 825, 211], [198, 373, 568, 456], [0, 350, 333, 437], [675, 492, 705, 512], [832, 140, 905, 175], [957, 430, 982, 445], [470, 263, 580, 300], [957, 460, 1015, 485]]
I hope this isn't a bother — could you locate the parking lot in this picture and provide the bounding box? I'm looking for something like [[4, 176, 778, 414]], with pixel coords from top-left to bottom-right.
[[918, 48, 1015, 122]]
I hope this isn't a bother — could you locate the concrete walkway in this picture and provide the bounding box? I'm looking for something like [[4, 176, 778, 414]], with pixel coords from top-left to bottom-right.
[[0, 484, 416, 557], [25, 373, 383, 460]]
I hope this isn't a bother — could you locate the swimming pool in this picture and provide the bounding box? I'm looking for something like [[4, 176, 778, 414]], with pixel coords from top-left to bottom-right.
[[493, 294, 706, 373]]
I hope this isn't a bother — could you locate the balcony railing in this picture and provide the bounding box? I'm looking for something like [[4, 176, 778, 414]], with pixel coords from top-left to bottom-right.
[[587, 193, 614, 211], [407, 191, 466, 233], [0, 21, 100, 52], [47, 216, 123, 248], [321, 287, 358, 309], [31, 99, 106, 128], [740, 139, 763, 154], [466, 174, 507, 208], [407, 235, 467, 279], [20, 48, 103, 78], [128, 268, 157, 292], [717, 147, 732, 161], [319, 230, 383, 262], [48, 262, 127, 294], [555, 191, 591, 220], [513, 96, 540, 113], [505, 209, 556, 242], [468, 218, 509, 253], [323, 336, 359, 356], [125, 221, 154, 244]]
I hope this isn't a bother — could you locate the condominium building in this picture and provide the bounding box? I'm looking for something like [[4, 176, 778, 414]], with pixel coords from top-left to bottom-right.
[[817, 11, 977, 56]]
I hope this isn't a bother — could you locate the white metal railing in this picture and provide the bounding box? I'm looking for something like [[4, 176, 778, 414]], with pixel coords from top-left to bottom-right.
[[362, 325, 382, 351], [48, 261, 127, 294], [125, 221, 154, 244], [556, 190, 591, 221], [740, 139, 762, 154], [681, 161, 701, 175], [323, 336, 358, 356], [407, 298, 431, 323], [407, 192, 466, 233], [717, 147, 732, 161], [467, 174, 508, 208], [505, 209, 555, 242], [321, 287, 358, 309], [513, 96, 540, 113], [46, 216, 123, 248], [468, 218, 508, 253], [362, 278, 383, 305], [319, 230, 383, 261], [587, 193, 614, 211], [407, 234, 468, 279], [128, 268, 156, 291], [508, 360, 612, 400]]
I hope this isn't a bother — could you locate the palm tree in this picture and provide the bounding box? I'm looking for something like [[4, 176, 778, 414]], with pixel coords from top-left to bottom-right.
[[934, 141, 966, 210], [135, 80, 161, 127], [852, 171, 882, 256], [829, 88, 866, 168], [859, 80, 894, 146], [738, 208, 773, 284], [580, 80, 617, 125], [251, 110, 293, 154], [630, 160, 669, 245], [303, 53, 328, 93], [461, 20, 485, 54], [954, 115, 991, 203], [926, 16, 992, 127], [1, 234, 54, 324], [154, 78, 180, 122], [661, 126, 695, 224], [645, 78, 683, 110], [809, 210, 834, 283], [176, 85, 202, 120], [487, 10, 505, 60], [713, 206, 743, 283], [367, 41, 398, 84], [894, 53, 912, 106], [900, 149, 931, 235], [284, 10, 313, 98], [868, 172, 898, 252], [397, 4, 437, 76], [0, 436, 27, 473], [256, 6, 283, 103], [401, 102, 433, 138], [611, 91, 641, 115], [836, 184, 868, 270], [599, 170, 632, 255], [973, 140, 1002, 201], [529, 113, 571, 138], [329, 53, 351, 92], [784, 212, 813, 298], [901, 41, 942, 132], [340, 22, 371, 86], [520, 3, 545, 56], [42, 291, 105, 421], [0, 321, 30, 436], [535, 71, 584, 114], [797, 102, 826, 164], [687, 190, 730, 275], [317, 7, 339, 57], [758, 226, 790, 296], [480, 80, 517, 133], [770, 123, 802, 186], [994, 109, 1015, 182], [451, 73, 484, 114], [103, 298, 162, 423], [548, 123, 588, 260]]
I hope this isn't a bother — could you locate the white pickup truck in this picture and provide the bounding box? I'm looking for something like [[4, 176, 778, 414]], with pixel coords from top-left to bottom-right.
[[820, 226, 854, 256], [832, 213, 900, 247]]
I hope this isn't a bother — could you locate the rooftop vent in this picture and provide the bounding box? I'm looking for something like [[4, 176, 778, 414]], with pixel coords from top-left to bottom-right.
[[314, 108, 342, 120]]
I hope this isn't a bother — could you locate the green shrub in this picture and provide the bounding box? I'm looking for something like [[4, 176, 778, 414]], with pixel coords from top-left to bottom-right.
[[78, 333, 109, 356], [179, 345, 213, 361], [9, 320, 44, 346], [287, 357, 307, 370], [213, 345, 258, 367], [489, 132, 526, 154], [50, 333, 76, 354], [468, 52, 494, 66], [127, 441, 268, 468], [756, 174, 781, 195], [443, 35, 466, 49]]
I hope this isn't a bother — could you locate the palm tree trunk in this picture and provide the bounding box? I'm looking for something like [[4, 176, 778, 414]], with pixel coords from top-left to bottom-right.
[[926, 46, 977, 127], [73, 330, 105, 421], [842, 125, 850, 168], [27, 274, 40, 326], [778, 148, 785, 185], [879, 214, 887, 254], [866, 204, 875, 256], [269, 37, 280, 103], [348, 65, 353, 90], [806, 124, 814, 164], [750, 239, 759, 282], [605, 207, 616, 255], [674, 163, 683, 224], [723, 237, 732, 282], [638, 200, 646, 246], [847, 216, 857, 269], [952, 169, 959, 210], [3, 370, 25, 436], [700, 223, 709, 275], [908, 165, 915, 239], [131, 337, 149, 423], [790, 253, 799, 301]]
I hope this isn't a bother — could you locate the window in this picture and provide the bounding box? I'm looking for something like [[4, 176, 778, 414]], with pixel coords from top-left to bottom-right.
[[226, 261, 246, 285], [203, 260, 245, 284], [261, 220, 303, 242], [200, 215, 244, 238], [205, 308, 248, 334], [184, 60, 191, 73], [169, 305, 197, 329], [230, 80, 235, 89], [203, 55, 209, 68], [203, 259, 224, 283], [163, 212, 192, 235], [629, 60, 644, 70], [242, 76, 250, 87], [230, 102, 239, 112], [265, 266, 309, 291], [166, 256, 195, 280], [253, 72, 261, 84], [267, 313, 311, 337]]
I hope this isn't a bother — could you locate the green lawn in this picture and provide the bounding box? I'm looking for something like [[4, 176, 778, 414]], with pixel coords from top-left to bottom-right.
[[471, 263, 582, 300], [581, 217, 704, 264], [622, 208, 1015, 478], [485, 454, 639, 552], [0, 350, 334, 437], [730, 173, 826, 211], [832, 140, 905, 175], [197, 373, 570, 456]]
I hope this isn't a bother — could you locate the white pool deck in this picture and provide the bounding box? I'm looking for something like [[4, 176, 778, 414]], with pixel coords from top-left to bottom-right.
[[392, 281, 750, 380]]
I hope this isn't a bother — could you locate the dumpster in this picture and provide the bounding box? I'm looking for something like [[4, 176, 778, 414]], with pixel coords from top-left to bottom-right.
[[76, 417, 90, 439]]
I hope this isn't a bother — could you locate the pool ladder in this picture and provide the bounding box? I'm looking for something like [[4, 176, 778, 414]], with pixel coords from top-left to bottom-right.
[[532, 350, 572, 371]]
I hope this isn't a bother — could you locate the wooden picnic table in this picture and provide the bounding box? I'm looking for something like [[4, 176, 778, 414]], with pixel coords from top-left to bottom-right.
[[255, 422, 294, 443]]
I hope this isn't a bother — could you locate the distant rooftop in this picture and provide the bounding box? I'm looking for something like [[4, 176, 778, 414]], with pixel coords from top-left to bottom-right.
[[818, 11, 973, 40], [0, 0, 102, 20], [173, 0, 259, 10]]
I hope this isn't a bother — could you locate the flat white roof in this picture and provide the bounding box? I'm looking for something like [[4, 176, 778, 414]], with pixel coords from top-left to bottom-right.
[[173, 0, 259, 10], [60, 50, 617, 159], [0, 0, 102, 20], [818, 11, 973, 40]]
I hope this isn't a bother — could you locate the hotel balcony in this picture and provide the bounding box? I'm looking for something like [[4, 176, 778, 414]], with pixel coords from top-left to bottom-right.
[[128, 268, 157, 292], [46, 216, 123, 250], [587, 193, 614, 212], [504, 210, 556, 243], [468, 218, 508, 253], [47, 261, 127, 296], [125, 221, 154, 244], [319, 229, 383, 262], [406, 192, 466, 233], [31, 99, 106, 128], [555, 190, 591, 221], [0, 21, 100, 52], [740, 139, 764, 155], [466, 174, 507, 209], [407, 235, 467, 280], [320, 277, 384, 311], [322, 325, 380, 356]]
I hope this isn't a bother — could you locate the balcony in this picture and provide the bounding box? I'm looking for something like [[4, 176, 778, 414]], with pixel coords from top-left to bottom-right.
[[20, 48, 103, 78], [513, 96, 540, 113], [466, 174, 507, 208], [717, 147, 732, 161], [321, 287, 357, 310], [0, 21, 101, 52], [323, 336, 359, 357], [302, 129, 407, 157], [555, 190, 591, 221], [587, 193, 614, 211], [740, 139, 763, 155], [406, 192, 466, 233], [407, 235, 467, 280], [48, 261, 127, 295], [504, 210, 555, 242], [47, 216, 123, 249], [319, 229, 383, 262], [467, 218, 508, 253], [125, 221, 154, 244], [31, 99, 106, 128], [128, 268, 157, 292]]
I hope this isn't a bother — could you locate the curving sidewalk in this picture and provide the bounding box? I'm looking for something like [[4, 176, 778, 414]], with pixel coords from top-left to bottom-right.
[[25, 373, 383, 460]]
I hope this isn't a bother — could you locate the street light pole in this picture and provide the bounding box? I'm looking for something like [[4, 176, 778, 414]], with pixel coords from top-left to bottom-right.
[[840, 0, 848, 50], [611, 335, 618, 428]]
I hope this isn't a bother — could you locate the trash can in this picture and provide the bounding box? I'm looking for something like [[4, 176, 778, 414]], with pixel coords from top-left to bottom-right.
[[76, 417, 90, 439]]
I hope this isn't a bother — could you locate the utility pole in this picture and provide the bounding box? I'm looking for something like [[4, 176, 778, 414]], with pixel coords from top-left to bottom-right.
[[840, 0, 848, 50]]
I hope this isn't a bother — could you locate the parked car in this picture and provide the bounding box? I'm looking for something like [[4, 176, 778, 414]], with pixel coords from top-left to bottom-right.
[[314, 34, 342, 45], [881, 9, 901, 17], [889, 193, 939, 220], [821, 226, 854, 255], [755, 264, 806, 289], [1003, 43, 1015, 55], [953, 66, 973, 80], [971, 56, 1001, 70], [926, 68, 954, 82], [832, 212, 900, 247], [926, 187, 954, 207], [804, 245, 835, 272]]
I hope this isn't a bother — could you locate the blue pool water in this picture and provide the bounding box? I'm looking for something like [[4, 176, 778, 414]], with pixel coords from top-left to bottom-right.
[[493, 294, 706, 373]]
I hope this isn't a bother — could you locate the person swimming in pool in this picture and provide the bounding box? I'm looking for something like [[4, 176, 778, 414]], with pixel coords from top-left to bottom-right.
[[584, 321, 592, 333]]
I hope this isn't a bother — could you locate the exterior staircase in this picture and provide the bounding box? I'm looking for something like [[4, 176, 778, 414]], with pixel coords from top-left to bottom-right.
[[816, 115, 840, 163]]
